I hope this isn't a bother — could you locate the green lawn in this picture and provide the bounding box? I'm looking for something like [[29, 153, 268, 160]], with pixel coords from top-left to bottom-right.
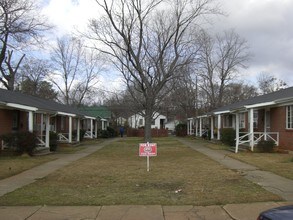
[[0, 137, 281, 206]]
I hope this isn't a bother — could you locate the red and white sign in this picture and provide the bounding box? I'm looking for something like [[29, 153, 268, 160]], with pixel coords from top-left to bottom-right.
[[139, 142, 157, 157]]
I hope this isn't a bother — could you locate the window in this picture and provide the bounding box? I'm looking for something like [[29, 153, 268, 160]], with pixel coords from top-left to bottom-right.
[[287, 105, 293, 129], [223, 115, 233, 128], [253, 111, 258, 129], [151, 119, 155, 125], [12, 111, 19, 130], [139, 118, 143, 126], [239, 113, 245, 129]]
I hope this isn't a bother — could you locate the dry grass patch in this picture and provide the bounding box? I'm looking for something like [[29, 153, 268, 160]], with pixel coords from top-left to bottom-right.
[[0, 139, 102, 180], [0, 137, 281, 206], [229, 152, 293, 180], [0, 155, 57, 180]]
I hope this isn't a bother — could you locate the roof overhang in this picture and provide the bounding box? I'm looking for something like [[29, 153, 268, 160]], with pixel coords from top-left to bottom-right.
[[244, 101, 276, 109], [57, 111, 76, 117], [84, 116, 96, 120], [213, 110, 230, 115], [6, 103, 38, 112], [196, 115, 208, 118]]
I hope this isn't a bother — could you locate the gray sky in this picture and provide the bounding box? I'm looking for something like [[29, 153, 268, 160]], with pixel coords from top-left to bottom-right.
[[42, 0, 293, 87], [214, 0, 293, 86]]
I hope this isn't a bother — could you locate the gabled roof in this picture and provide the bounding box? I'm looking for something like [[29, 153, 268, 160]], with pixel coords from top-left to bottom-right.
[[79, 106, 111, 119], [210, 87, 293, 115], [0, 89, 85, 117]]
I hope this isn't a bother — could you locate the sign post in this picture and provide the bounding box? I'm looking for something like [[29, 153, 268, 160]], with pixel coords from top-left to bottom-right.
[[139, 142, 157, 172]]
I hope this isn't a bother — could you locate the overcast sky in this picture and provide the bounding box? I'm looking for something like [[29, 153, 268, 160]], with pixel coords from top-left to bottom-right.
[[41, 0, 293, 87]]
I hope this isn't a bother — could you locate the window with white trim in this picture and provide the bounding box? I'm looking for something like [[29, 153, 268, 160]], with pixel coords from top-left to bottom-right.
[[239, 113, 245, 129], [287, 105, 293, 129], [223, 115, 233, 128], [253, 111, 258, 129]]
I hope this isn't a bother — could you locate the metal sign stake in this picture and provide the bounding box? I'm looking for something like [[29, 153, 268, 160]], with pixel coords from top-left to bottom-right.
[[147, 155, 150, 172]]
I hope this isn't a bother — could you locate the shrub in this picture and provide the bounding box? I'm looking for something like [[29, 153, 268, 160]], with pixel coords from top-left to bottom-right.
[[256, 140, 276, 153], [107, 126, 117, 137], [79, 129, 86, 141], [100, 130, 110, 138], [221, 128, 236, 146], [49, 131, 58, 152], [175, 123, 187, 137], [1, 131, 38, 156]]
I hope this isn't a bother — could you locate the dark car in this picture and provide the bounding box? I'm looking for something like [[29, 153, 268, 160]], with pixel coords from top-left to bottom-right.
[[257, 205, 293, 220]]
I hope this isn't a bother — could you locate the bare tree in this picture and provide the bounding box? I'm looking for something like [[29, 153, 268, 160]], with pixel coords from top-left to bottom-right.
[[50, 36, 102, 106], [0, 0, 51, 90], [197, 29, 250, 110], [88, 0, 219, 141], [16, 57, 57, 100], [221, 82, 258, 104], [257, 72, 287, 95]]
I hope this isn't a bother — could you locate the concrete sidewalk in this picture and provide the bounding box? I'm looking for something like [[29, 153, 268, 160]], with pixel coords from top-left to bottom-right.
[[0, 201, 291, 220], [0, 138, 118, 197], [177, 138, 293, 201]]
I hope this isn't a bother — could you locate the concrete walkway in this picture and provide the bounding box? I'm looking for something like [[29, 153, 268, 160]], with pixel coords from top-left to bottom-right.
[[177, 138, 293, 201], [0, 137, 292, 219]]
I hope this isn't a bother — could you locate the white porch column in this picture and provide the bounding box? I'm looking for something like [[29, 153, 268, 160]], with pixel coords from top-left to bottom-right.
[[45, 114, 50, 148], [211, 116, 214, 139], [195, 118, 198, 137], [77, 118, 80, 142], [90, 119, 93, 138], [41, 114, 44, 136], [199, 117, 202, 137], [235, 113, 239, 153], [28, 111, 34, 132], [189, 119, 191, 135], [249, 108, 254, 151], [217, 115, 221, 140], [95, 120, 98, 138], [69, 116, 72, 143]]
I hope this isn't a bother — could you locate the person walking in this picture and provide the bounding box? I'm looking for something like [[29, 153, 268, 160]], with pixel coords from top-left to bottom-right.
[[119, 126, 124, 137]]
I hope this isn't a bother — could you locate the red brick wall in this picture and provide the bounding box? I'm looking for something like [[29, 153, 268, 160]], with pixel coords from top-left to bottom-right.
[[0, 109, 13, 134], [271, 107, 293, 151], [127, 128, 168, 137], [0, 109, 29, 148]]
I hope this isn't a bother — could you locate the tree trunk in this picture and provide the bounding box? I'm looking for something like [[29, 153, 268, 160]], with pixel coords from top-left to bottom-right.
[[144, 108, 152, 142]]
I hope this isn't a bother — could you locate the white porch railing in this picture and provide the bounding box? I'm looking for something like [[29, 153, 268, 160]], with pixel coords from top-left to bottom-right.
[[1, 140, 8, 150], [84, 131, 96, 139], [238, 132, 251, 146], [254, 132, 279, 145], [58, 133, 69, 142], [236, 131, 279, 152], [37, 136, 46, 147]]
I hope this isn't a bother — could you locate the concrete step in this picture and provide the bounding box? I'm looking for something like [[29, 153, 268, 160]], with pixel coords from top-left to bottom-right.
[[33, 147, 52, 156]]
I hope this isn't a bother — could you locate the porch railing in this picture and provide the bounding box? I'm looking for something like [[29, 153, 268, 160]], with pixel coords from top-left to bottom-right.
[[254, 132, 279, 145], [37, 136, 46, 147], [58, 133, 69, 142], [236, 131, 279, 152], [84, 131, 96, 139]]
